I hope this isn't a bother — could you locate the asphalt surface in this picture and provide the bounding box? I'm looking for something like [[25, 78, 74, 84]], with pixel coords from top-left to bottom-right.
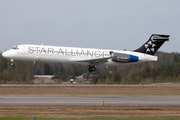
[[1, 84, 180, 86], [0, 96, 180, 106]]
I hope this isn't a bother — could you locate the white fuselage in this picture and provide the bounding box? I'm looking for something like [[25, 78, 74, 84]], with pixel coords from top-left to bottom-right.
[[2, 44, 157, 66]]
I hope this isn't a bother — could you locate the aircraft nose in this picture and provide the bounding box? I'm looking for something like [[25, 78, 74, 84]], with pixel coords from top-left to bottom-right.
[[2, 51, 7, 58], [2, 51, 11, 58]]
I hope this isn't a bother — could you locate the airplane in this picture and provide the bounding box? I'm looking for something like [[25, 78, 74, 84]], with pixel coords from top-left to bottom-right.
[[2, 34, 169, 72]]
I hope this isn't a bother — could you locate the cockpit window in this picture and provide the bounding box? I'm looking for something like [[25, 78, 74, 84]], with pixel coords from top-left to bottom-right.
[[12, 46, 19, 50]]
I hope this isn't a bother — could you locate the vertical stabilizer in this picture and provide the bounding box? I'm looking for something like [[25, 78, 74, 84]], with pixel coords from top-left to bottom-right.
[[134, 34, 169, 55]]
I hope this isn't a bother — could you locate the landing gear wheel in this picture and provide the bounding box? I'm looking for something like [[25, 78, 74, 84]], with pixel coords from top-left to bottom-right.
[[88, 67, 92, 72], [88, 66, 96, 72], [91, 66, 96, 71], [10, 59, 14, 66]]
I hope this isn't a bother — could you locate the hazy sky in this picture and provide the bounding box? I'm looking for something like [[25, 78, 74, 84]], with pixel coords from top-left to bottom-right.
[[0, 0, 180, 52]]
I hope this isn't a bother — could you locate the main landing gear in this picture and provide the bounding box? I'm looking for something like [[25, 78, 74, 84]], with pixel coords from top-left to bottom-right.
[[88, 66, 96, 72]]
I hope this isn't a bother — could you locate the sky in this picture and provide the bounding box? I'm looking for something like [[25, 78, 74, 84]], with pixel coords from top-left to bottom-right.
[[0, 0, 180, 53]]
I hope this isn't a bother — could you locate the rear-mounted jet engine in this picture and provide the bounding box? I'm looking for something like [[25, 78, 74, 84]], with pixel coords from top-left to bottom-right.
[[112, 53, 138, 63]]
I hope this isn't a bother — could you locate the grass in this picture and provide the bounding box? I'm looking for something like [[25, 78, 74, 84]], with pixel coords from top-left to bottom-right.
[[1, 116, 180, 120], [0, 92, 180, 97], [1, 85, 180, 96], [0, 106, 180, 119]]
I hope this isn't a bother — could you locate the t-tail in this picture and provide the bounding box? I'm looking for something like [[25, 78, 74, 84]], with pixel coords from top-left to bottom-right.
[[134, 34, 170, 55]]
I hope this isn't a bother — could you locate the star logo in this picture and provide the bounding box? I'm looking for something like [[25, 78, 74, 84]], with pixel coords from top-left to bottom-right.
[[144, 38, 156, 53]]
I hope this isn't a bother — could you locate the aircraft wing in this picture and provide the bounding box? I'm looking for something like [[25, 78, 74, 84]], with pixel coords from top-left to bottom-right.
[[72, 57, 112, 66]]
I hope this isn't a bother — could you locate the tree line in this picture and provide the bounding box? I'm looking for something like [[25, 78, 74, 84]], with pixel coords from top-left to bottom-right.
[[91, 52, 180, 84], [0, 52, 180, 84]]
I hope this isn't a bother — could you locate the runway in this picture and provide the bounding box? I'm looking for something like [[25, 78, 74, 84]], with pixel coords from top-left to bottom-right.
[[0, 96, 180, 106]]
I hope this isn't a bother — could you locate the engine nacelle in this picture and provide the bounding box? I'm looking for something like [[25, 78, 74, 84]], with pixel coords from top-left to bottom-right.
[[112, 53, 139, 63]]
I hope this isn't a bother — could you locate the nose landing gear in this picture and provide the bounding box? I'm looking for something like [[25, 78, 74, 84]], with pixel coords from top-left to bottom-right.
[[10, 59, 14, 66], [88, 66, 96, 72]]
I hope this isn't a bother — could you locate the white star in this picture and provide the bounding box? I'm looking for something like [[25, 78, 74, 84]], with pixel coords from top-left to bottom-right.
[[152, 44, 156, 47], [148, 41, 152, 45], [146, 48, 150, 53], [151, 48, 155, 52], [145, 44, 149, 48]]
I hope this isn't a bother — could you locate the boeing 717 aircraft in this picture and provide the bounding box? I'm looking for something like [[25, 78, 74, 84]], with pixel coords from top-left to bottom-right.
[[2, 34, 169, 72]]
